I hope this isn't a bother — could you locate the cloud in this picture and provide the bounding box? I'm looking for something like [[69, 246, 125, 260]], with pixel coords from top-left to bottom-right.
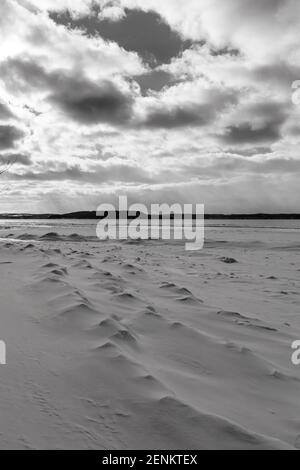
[[16, 0, 92, 15], [252, 63, 300, 89], [50, 8, 192, 66], [0, 125, 25, 150], [219, 123, 281, 145], [51, 78, 133, 125], [0, 102, 14, 120], [188, 155, 300, 176], [141, 104, 213, 129], [140, 85, 238, 129], [1, 58, 134, 125], [229, 147, 272, 157], [9, 160, 153, 184], [0, 152, 31, 166], [133, 70, 174, 95], [218, 101, 289, 145]]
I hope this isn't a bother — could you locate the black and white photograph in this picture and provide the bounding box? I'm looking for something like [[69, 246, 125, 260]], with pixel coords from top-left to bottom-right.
[[0, 0, 300, 452]]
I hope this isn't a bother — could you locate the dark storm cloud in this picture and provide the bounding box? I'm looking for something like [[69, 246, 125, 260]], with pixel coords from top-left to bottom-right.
[[0, 125, 25, 150], [133, 70, 177, 95], [0, 153, 31, 166], [219, 101, 289, 145], [0, 102, 14, 120], [0, 59, 133, 125], [50, 79, 133, 125], [50, 8, 192, 66]]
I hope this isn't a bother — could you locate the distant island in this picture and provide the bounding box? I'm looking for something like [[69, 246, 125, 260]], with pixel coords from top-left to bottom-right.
[[0, 211, 300, 220]]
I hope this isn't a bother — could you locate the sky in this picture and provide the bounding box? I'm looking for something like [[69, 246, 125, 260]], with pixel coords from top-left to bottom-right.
[[0, 0, 300, 213]]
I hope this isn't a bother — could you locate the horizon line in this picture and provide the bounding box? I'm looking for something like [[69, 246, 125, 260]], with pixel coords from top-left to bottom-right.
[[1, 211, 300, 220]]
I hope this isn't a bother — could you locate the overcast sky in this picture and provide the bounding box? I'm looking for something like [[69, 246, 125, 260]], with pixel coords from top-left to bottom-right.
[[1, 0, 300, 213]]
